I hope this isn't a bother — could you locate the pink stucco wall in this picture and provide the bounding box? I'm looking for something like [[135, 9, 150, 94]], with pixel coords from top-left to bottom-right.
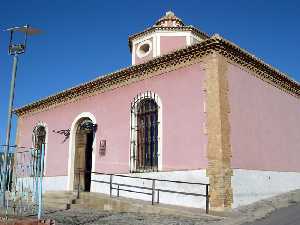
[[160, 36, 186, 55], [228, 64, 300, 172], [17, 63, 207, 176]]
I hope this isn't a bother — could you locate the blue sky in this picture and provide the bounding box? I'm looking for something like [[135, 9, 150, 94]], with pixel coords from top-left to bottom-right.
[[0, 0, 299, 146]]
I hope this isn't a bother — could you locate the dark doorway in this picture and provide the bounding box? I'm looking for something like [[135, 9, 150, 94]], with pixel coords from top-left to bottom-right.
[[84, 131, 93, 191], [74, 118, 95, 192]]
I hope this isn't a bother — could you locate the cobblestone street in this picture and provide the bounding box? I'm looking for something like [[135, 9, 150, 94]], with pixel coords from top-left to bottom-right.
[[40, 189, 300, 225], [1, 190, 300, 225], [43, 208, 222, 225]]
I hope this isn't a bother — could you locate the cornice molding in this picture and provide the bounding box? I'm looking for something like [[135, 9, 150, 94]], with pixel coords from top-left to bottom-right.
[[213, 35, 300, 97], [15, 35, 300, 116]]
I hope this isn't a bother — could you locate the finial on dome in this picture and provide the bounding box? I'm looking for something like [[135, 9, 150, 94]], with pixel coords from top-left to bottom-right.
[[212, 33, 223, 40], [166, 11, 175, 17], [154, 11, 185, 27]]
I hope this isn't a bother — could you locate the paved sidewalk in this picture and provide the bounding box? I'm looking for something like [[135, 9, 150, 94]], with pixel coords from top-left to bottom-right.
[[42, 189, 300, 225], [241, 203, 300, 225], [214, 189, 300, 225]]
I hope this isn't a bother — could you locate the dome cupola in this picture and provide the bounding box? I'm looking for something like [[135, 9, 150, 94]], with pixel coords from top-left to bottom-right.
[[129, 11, 209, 65]]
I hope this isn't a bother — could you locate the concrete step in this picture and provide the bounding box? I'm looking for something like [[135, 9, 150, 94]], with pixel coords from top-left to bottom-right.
[[43, 191, 211, 218]]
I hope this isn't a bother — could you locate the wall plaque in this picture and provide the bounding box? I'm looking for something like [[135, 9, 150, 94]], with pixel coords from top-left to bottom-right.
[[99, 140, 106, 156]]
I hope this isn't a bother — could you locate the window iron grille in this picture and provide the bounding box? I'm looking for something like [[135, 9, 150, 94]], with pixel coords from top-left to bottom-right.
[[130, 91, 160, 173], [79, 119, 97, 133], [32, 126, 46, 175]]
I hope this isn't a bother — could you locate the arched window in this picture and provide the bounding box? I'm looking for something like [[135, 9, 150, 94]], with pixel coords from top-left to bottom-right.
[[32, 125, 47, 175], [33, 126, 46, 150], [130, 92, 161, 172]]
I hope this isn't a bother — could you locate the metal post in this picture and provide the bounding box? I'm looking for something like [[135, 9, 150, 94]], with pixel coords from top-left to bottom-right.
[[38, 144, 45, 219], [109, 175, 113, 197], [151, 180, 155, 205], [2, 54, 18, 207], [206, 184, 209, 214], [157, 189, 160, 204], [77, 170, 80, 199], [117, 185, 120, 197], [35, 149, 39, 213]]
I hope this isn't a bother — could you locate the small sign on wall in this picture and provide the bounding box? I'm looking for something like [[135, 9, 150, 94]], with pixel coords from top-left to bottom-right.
[[99, 140, 106, 156]]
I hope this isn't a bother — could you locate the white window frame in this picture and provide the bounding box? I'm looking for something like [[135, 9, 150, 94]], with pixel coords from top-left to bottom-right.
[[129, 91, 163, 172], [67, 112, 97, 191]]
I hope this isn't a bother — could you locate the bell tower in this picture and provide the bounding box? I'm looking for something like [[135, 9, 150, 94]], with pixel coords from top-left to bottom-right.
[[129, 11, 209, 65]]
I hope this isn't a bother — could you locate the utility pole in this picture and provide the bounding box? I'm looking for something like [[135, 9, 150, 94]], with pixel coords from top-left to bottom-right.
[[2, 25, 41, 207]]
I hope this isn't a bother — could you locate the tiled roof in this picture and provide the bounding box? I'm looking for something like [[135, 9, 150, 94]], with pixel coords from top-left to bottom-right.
[[14, 35, 300, 116]]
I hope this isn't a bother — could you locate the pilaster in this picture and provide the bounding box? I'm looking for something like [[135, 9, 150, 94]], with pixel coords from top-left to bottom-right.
[[204, 52, 233, 210]]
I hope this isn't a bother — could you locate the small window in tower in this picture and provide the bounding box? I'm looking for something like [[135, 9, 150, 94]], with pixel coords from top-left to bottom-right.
[[140, 43, 150, 54], [136, 40, 152, 58]]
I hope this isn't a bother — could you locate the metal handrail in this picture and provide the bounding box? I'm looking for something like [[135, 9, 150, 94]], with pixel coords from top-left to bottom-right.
[[76, 169, 210, 213], [0, 144, 35, 149], [80, 170, 209, 186], [0, 144, 36, 154]]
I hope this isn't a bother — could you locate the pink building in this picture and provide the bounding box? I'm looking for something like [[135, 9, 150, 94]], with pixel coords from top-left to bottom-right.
[[15, 12, 300, 211]]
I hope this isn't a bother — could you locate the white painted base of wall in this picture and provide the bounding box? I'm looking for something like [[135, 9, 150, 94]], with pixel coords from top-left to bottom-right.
[[91, 170, 209, 209], [43, 176, 68, 192], [232, 169, 300, 208], [41, 170, 300, 209]]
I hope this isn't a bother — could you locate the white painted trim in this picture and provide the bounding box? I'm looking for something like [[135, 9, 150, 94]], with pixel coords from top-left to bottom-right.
[[132, 42, 136, 65], [156, 31, 193, 56], [67, 112, 97, 190], [156, 33, 160, 56], [191, 34, 202, 42], [157, 95, 163, 170], [131, 31, 200, 61], [154, 31, 191, 37], [190, 33, 203, 45], [153, 33, 157, 57], [129, 92, 163, 172], [186, 35, 191, 46], [32, 121, 48, 176], [156, 30, 203, 43], [132, 34, 156, 46], [131, 30, 204, 63], [131, 34, 156, 65]]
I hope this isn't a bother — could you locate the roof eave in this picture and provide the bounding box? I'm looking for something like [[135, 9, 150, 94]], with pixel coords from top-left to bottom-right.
[[15, 36, 300, 116]]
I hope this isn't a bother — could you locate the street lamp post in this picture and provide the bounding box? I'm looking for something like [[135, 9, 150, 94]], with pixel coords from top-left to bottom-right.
[[2, 25, 40, 207]]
